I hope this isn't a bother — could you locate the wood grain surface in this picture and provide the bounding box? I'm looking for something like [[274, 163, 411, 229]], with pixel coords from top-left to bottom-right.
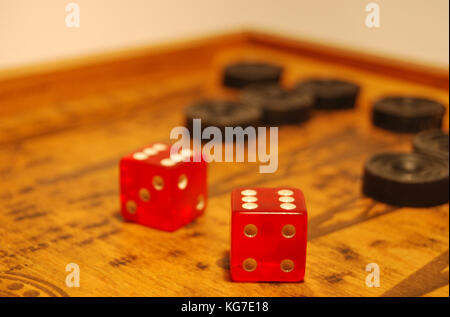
[[0, 31, 448, 297]]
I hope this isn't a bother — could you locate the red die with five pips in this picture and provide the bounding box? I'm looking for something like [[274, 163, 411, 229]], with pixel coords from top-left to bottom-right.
[[230, 188, 308, 282], [119, 143, 207, 231]]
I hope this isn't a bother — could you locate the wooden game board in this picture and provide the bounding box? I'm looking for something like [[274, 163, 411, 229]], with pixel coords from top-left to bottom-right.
[[0, 31, 448, 297]]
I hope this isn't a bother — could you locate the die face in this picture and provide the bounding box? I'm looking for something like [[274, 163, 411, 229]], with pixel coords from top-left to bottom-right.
[[119, 143, 207, 231], [124, 143, 195, 168], [231, 213, 307, 282], [231, 188, 306, 214], [230, 188, 307, 282]]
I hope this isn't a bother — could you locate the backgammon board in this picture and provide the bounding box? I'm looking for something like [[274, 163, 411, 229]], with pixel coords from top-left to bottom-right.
[[0, 31, 448, 297]]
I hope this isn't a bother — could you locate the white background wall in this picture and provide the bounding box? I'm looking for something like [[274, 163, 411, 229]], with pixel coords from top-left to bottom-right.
[[0, 0, 448, 70]]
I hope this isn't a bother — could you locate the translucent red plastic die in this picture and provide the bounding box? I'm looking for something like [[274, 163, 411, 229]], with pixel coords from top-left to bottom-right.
[[119, 143, 207, 231], [231, 188, 308, 282]]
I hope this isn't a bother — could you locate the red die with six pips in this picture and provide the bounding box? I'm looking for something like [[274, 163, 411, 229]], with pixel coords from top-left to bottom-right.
[[230, 188, 308, 282]]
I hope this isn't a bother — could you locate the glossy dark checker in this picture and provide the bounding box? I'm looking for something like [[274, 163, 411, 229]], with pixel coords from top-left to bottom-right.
[[372, 97, 445, 133], [242, 84, 314, 126], [223, 62, 283, 89], [413, 129, 449, 161], [294, 78, 359, 110], [362, 152, 449, 207], [185, 99, 262, 136]]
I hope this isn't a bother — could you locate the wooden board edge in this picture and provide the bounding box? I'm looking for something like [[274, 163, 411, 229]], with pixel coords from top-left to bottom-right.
[[0, 29, 448, 91], [0, 30, 250, 83]]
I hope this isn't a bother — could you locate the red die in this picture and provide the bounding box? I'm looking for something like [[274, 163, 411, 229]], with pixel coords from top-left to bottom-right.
[[230, 188, 308, 282], [119, 143, 207, 231]]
